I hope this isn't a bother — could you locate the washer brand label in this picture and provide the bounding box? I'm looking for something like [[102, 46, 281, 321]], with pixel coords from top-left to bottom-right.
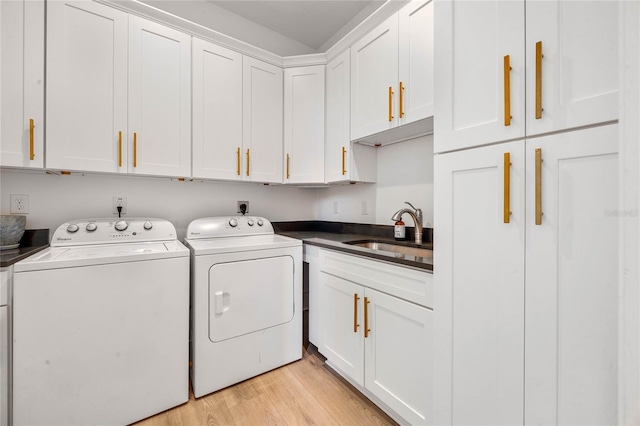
[[56, 237, 72, 241]]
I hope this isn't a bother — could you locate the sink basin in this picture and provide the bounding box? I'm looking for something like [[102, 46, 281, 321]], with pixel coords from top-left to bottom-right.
[[344, 240, 433, 258]]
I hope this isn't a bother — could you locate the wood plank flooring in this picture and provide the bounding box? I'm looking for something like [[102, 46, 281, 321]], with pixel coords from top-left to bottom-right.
[[134, 346, 398, 426]]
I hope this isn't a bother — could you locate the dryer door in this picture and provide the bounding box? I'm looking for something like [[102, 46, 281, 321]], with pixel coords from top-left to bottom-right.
[[209, 255, 295, 342]]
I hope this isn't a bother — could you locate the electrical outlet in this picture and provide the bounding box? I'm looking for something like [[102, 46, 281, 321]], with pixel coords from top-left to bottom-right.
[[333, 201, 340, 214], [361, 201, 368, 215], [237, 201, 249, 215], [10, 194, 29, 214], [113, 196, 127, 215]]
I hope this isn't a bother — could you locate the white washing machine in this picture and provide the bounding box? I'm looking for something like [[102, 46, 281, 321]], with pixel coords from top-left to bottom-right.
[[184, 216, 302, 398], [12, 218, 189, 425]]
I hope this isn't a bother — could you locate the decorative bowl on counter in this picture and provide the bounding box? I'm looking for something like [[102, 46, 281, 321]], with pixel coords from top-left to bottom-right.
[[0, 215, 26, 250]]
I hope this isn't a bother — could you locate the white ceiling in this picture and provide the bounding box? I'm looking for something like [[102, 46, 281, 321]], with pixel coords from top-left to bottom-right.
[[139, 0, 387, 56]]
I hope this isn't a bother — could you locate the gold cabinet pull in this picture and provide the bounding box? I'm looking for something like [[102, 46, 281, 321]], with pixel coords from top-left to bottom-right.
[[246, 148, 250, 176], [535, 148, 543, 225], [364, 297, 371, 338], [29, 119, 35, 160], [388, 86, 394, 122], [236, 147, 241, 176], [399, 81, 404, 118], [133, 132, 137, 167], [341, 146, 347, 176], [504, 152, 511, 223], [535, 41, 543, 119], [503, 55, 512, 126], [118, 131, 122, 167], [353, 293, 360, 333], [286, 153, 290, 179]]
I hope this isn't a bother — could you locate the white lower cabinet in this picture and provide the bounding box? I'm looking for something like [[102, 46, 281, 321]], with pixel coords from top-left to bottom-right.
[[318, 249, 432, 425]]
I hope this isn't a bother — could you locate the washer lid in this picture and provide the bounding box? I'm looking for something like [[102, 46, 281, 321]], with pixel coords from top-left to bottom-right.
[[184, 234, 301, 255], [14, 240, 189, 272]]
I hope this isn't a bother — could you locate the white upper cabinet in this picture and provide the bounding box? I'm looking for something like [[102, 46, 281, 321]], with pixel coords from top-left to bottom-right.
[[525, 0, 618, 136], [192, 39, 243, 181], [46, 0, 128, 173], [351, 0, 433, 143], [47, 3, 191, 177], [434, 0, 525, 152], [435, 0, 619, 153], [242, 56, 283, 183], [325, 50, 376, 184], [284, 65, 325, 184], [0, 0, 44, 169], [128, 16, 191, 177]]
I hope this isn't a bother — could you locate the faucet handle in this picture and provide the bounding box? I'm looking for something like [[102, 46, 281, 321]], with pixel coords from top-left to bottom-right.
[[405, 201, 419, 212]]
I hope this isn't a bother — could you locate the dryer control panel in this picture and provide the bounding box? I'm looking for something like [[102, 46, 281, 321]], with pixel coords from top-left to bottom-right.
[[51, 218, 178, 246], [186, 217, 274, 239]]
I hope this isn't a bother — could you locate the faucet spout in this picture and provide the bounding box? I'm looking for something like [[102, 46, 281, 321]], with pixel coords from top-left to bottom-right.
[[391, 202, 423, 244]]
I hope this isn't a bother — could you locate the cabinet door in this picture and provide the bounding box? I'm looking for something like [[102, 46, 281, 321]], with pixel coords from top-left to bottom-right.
[[0, 0, 44, 168], [243, 57, 283, 183], [525, 125, 618, 425], [398, 0, 434, 125], [0, 306, 6, 426], [434, 0, 525, 153], [192, 38, 243, 180], [434, 141, 525, 425], [364, 288, 432, 425], [128, 15, 191, 177], [320, 272, 364, 386], [325, 50, 351, 183], [284, 65, 325, 184], [46, 0, 127, 173], [525, 1, 618, 136], [351, 14, 399, 140]]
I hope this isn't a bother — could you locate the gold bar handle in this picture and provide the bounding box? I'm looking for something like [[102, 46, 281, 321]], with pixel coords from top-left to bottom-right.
[[535, 41, 543, 119], [364, 297, 371, 338], [236, 147, 241, 176], [133, 132, 137, 167], [504, 152, 511, 223], [535, 148, 543, 225], [286, 153, 290, 179], [504, 55, 511, 126], [29, 119, 35, 160], [118, 131, 122, 167], [353, 293, 360, 333], [399, 81, 404, 118], [341, 146, 346, 176], [246, 149, 250, 176], [388, 86, 394, 122]]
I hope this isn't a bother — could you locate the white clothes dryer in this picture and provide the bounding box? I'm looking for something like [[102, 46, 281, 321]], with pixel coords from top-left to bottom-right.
[[12, 218, 189, 425], [184, 216, 302, 398]]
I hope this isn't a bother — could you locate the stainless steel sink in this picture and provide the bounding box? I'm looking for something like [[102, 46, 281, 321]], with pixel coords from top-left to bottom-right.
[[344, 240, 433, 258]]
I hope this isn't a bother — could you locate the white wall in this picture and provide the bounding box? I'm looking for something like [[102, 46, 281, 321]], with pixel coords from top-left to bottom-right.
[[315, 135, 434, 228], [0, 170, 317, 239]]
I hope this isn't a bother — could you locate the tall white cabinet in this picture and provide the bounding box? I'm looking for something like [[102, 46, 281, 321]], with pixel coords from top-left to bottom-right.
[[0, 0, 44, 168], [434, 1, 620, 424], [46, 1, 191, 177]]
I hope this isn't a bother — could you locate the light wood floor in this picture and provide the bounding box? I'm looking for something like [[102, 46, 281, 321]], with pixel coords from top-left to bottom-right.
[[134, 346, 398, 426]]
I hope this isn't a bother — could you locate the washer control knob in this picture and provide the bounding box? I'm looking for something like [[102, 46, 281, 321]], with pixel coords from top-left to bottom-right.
[[85, 223, 97, 232], [67, 224, 79, 233], [247, 219, 254, 226], [257, 219, 264, 227], [229, 218, 238, 228], [143, 221, 153, 230], [114, 220, 128, 231]]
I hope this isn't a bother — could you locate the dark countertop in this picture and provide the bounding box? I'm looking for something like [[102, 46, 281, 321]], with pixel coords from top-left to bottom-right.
[[273, 221, 433, 272], [0, 229, 50, 268]]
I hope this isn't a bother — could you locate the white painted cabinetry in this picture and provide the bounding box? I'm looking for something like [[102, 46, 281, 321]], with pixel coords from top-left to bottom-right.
[[324, 50, 376, 184], [350, 0, 433, 143], [242, 57, 283, 183], [319, 249, 432, 425], [46, 1, 191, 177], [434, 124, 618, 425], [435, 0, 618, 153], [283, 65, 325, 184], [0, 0, 44, 169], [192, 38, 243, 180]]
